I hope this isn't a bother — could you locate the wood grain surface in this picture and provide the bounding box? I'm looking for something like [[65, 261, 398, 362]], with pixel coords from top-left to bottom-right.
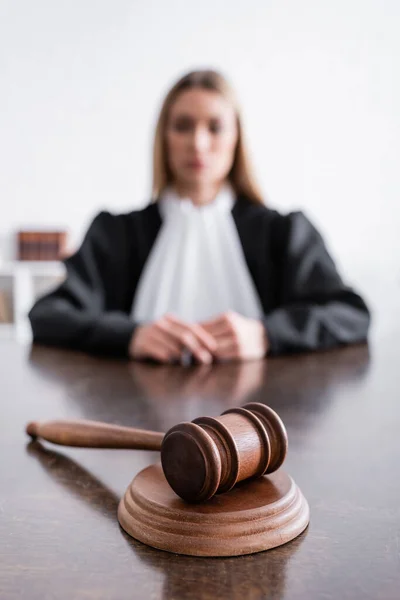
[[1, 341, 399, 599]]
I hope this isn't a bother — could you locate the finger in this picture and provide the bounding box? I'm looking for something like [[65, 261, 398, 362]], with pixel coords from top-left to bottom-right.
[[150, 327, 182, 358], [179, 331, 213, 364], [164, 315, 217, 354], [216, 336, 238, 353], [185, 323, 218, 353], [215, 348, 242, 362], [200, 312, 238, 337], [154, 321, 194, 360], [201, 321, 231, 337], [156, 319, 211, 363], [165, 314, 217, 351], [141, 345, 171, 363], [142, 333, 181, 363]]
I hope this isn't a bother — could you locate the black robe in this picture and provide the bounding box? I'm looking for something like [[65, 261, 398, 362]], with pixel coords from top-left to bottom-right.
[[29, 195, 370, 357]]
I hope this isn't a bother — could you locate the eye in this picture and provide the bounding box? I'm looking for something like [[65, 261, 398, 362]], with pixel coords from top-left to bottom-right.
[[171, 117, 193, 132], [209, 120, 223, 134]]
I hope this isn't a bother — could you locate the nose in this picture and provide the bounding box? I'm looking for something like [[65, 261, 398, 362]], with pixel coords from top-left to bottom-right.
[[191, 126, 211, 153]]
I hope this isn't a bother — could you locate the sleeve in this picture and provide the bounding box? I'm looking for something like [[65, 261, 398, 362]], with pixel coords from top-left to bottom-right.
[[28, 212, 137, 357], [263, 211, 371, 355]]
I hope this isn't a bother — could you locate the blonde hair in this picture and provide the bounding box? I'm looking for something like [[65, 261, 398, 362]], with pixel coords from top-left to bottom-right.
[[152, 69, 264, 205]]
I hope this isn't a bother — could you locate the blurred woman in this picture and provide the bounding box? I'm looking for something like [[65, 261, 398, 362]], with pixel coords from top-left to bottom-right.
[[29, 69, 370, 362]]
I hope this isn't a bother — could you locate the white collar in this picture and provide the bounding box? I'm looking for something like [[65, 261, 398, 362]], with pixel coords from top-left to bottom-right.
[[132, 180, 263, 323], [159, 183, 235, 219]]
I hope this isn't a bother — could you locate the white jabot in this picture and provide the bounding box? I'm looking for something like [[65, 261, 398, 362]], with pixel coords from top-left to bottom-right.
[[131, 184, 263, 323]]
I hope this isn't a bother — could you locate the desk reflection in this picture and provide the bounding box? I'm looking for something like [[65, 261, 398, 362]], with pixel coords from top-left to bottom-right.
[[28, 344, 370, 433]]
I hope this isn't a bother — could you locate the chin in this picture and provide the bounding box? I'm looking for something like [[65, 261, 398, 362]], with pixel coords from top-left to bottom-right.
[[180, 171, 219, 187]]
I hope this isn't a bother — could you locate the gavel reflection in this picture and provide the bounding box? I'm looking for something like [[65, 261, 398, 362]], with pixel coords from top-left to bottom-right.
[[26, 402, 287, 503]]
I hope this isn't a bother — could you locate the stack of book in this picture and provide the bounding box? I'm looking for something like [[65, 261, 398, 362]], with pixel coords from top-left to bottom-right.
[[17, 231, 67, 261]]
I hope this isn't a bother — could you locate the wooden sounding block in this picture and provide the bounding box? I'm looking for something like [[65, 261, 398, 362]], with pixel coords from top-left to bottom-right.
[[27, 402, 310, 556], [118, 463, 309, 557]]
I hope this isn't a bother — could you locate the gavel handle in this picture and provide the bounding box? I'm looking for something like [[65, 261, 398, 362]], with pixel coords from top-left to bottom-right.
[[26, 419, 164, 450]]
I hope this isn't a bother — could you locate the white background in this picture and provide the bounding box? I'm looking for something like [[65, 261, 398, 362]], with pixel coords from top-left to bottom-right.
[[1, 0, 399, 340]]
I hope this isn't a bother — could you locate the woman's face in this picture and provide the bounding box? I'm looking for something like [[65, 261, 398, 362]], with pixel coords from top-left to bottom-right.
[[165, 88, 238, 191]]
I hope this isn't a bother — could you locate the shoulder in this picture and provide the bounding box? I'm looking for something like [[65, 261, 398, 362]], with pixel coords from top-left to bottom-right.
[[271, 210, 326, 256], [276, 210, 326, 250], [236, 197, 326, 253], [235, 196, 314, 233], [91, 202, 159, 227], [87, 203, 160, 238]]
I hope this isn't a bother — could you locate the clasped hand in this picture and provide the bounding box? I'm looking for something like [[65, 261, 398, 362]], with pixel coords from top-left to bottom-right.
[[130, 312, 269, 363]]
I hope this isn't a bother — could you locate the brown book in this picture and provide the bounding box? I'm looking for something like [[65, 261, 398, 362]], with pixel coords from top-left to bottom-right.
[[17, 230, 68, 261]]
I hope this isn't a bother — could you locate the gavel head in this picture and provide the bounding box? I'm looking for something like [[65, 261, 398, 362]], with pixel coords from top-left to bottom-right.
[[161, 402, 288, 503]]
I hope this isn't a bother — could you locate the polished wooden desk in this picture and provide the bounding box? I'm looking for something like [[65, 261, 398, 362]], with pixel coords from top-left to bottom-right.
[[1, 341, 399, 599]]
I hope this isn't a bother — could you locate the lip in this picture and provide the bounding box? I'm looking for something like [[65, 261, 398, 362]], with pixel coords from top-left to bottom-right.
[[186, 160, 206, 169]]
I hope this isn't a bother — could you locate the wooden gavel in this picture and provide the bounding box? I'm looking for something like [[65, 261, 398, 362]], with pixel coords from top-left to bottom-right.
[[26, 402, 288, 503]]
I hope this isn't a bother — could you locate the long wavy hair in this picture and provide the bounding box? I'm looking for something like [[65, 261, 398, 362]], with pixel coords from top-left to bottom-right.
[[151, 69, 264, 204]]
